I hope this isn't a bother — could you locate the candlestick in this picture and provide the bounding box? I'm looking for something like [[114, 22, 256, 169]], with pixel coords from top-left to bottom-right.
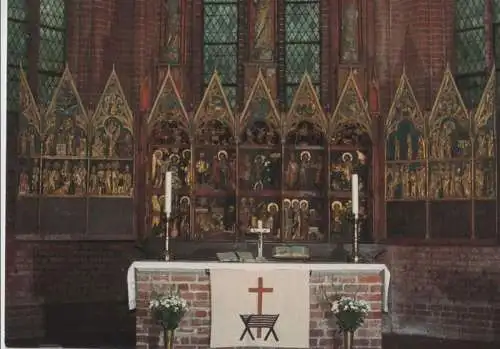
[[351, 174, 359, 218], [353, 218, 360, 263]]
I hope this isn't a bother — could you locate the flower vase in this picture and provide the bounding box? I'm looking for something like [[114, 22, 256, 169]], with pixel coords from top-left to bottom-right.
[[163, 328, 175, 349], [343, 331, 354, 349]]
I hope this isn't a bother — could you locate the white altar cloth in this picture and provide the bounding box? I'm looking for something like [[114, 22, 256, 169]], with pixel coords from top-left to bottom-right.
[[126, 261, 390, 311]]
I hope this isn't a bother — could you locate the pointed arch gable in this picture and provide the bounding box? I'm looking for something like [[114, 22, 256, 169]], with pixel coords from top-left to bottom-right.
[[473, 67, 495, 132], [385, 68, 425, 137], [194, 71, 235, 134], [285, 73, 326, 136], [19, 69, 42, 137], [91, 67, 134, 137], [147, 67, 190, 137], [330, 69, 371, 140], [429, 65, 470, 131], [240, 70, 281, 137], [43, 65, 88, 137]]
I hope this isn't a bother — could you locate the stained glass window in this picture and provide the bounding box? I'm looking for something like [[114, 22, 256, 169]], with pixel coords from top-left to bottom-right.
[[203, 0, 238, 107], [7, 0, 27, 111], [7, 0, 66, 109], [494, 0, 500, 64], [494, 1, 500, 103], [284, 0, 321, 106], [455, 0, 486, 107], [38, 0, 66, 103]]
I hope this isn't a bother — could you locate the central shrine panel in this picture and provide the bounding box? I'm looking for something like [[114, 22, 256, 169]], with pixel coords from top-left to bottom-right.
[[146, 68, 372, 244]]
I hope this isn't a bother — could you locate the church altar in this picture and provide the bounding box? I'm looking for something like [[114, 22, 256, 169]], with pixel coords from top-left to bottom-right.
[[128, 261, 390, 349]]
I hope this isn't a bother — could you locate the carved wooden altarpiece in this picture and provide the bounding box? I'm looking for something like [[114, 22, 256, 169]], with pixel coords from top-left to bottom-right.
[[384, 66, 497, 241], [147, 67, 191, 239], [16, 66, 135, 237], [330, 70, 372, 241], [145, 69, 373, 243]]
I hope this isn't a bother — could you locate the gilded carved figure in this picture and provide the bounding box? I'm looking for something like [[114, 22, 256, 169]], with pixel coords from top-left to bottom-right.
[[31, 159, 40, 194], [341, 0, 359, 62], [19, 169, 30, 195], [298, 151, 311, 188], [179, 196, 190, 238], [266, 202, 279, 236], [285, 153, 300, 189], [386, 167, 401, 199], [151, 195, 162, 227], [253, 0, 273, 61], [193, 197, 233, 240], [428, 163, 471, 199], [162, 0, 181, 62], [196, 152, 210, 186], [331, 201, 344, 234], [330, 152, 356, 191], [282, 199, 292, 240]]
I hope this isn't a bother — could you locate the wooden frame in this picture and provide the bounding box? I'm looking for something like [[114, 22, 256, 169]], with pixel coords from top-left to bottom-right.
[[384, 66, 497, 243], [143, 69, 373, 244], [15, 66, 136, 239]]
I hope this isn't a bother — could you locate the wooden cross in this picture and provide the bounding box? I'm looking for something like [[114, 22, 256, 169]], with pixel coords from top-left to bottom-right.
[[249, 220, 270, 260], [248, 276, 273, 338]]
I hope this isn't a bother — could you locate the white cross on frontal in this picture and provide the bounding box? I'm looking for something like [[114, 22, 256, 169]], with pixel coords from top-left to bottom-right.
[[249, 220, 271, 260]]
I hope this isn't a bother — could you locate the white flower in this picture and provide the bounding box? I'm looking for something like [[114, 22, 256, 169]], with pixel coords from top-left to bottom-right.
[[149, 299, 160, 309], [149, 293, 189, 313], [335, 296, 370, 314], [331, 301, 340, 313]]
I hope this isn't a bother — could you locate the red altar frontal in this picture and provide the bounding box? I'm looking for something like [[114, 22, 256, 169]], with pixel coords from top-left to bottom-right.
[[128, 262, 389, 349]]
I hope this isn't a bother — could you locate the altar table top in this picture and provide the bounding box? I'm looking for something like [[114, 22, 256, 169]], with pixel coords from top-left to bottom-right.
[[127, 261, 390, 312]]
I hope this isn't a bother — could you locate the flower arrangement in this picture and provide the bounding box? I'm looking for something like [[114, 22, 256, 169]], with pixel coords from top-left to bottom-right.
[[149, 291, 189, 330], [330, 296, 370, 333]]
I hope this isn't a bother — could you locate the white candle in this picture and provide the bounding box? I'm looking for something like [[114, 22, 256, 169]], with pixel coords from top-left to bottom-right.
[[351, 174, 359, 218], [165, 172, 172, 218], [258, 220, 263, 229]]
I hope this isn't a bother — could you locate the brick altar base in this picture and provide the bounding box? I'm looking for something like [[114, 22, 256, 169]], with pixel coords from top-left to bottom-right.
[[132, 263, 386, 349]]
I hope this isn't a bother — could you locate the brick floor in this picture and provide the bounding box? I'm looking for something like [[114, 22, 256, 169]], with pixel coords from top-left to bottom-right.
[[7, 334, 500, 348], [383, 334, 500, 349]]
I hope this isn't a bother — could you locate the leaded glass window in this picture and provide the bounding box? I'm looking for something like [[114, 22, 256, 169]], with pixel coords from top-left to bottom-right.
[[455, 0, 486, 107], [284, 0, 321, 106], [38, 0, 66, 103], [494, 0, 500, 64], [203, 0, 238, 107], [494, 1, 500, 106], [7, 0, 27, 111], [7, 0, 66, 109]]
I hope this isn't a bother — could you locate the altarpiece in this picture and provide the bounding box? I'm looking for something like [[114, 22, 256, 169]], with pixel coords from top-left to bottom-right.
[[145, 68, 372, 243]]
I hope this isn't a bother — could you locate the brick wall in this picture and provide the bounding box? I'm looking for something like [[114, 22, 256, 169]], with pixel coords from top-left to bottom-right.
[[9, 0, 500, 346], [374, 0, 454, 111], [5, 240, 137, 345], [135, 270, 384, 349], [5, 0, 159, 343], [384, 246, 500, 342]]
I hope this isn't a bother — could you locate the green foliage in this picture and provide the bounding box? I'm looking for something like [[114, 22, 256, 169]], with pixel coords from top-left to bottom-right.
[[331, 297, 371, 333], [149, 291, 189, 330]]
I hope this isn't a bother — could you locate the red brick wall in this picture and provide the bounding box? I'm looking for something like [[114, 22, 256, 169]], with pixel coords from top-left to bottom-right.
[[6, 0, 159, 343], [373, 2, 500, 342], [384, 246, 500, 342], [5, 240, 137, 344], [8, 0, 500, 345], [135, 270, 384, 349], [375, 0, 454, 111]]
